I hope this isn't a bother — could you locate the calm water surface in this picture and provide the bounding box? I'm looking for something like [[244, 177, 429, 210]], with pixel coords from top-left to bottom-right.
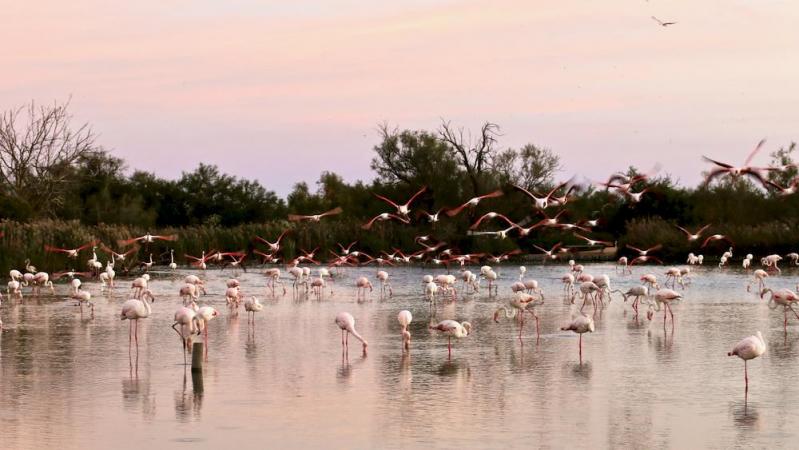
[[0, 264, 797, 449]]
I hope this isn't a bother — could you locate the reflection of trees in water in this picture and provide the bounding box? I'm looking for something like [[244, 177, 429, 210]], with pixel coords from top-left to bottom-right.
[[174, 370, 203, 422], [121, 374, 157, 421]]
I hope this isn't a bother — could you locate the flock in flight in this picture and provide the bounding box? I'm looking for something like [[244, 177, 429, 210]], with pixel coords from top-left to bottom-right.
[[1, 139, 797, 397]]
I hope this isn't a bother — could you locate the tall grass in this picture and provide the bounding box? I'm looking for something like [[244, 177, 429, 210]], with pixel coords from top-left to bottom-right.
[[3, 217, 797, 274]]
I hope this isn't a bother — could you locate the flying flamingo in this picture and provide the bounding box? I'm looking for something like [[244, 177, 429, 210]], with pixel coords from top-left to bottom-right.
[[676, 224, 711, 242], [373, 186, 427, 218], [573, 233, 612, 247], [561, 312, 595, 364], [702, 139, 771, 188], [288, 206, 343, 222], [728, 332, 766, 395], [445, 190, 504, 217], [469, 212, 516, 230], [335, 312, 368, 356], [398, 310, 412, 350], [533, 242, 563, 262], [651, 16, 677, 26], [417, 207, 446, 224], [361, 212, 411, 230], [100, 244, 139, 262], [512, 180, 573, 210], [701, 234, 733, 248], [254, 229, 290, 253], [429, 320, 471, 358], [44, 241, 97, 258], [765, 178, 799, 196], [118, 233, 177, 247]]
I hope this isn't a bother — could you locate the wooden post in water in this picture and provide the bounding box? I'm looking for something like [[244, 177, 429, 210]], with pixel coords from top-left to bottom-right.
[[191, 342, 204, 372]]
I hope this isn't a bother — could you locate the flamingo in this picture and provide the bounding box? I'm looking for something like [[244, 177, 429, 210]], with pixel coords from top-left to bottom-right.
[[120, 293, 155, 362], [573, 233, 612, 247], [701, 235, 733, 248], [72, 287, 93, 315], [649, 289, 683, 327], [561, 312, 595, 364], [398, 310, 412, 350], [494, 292, 544, 341], [702, 139, 771, 188], [32, 272, 54, 295], [335, 312, 368, 355], [180, 284, 199, 306], [355, 277, 373, 301], [24, 259, 37, 273], [512, 180, 572, 210], [361, 212, 410, 230], [44, 241, 97, 258], [172, 306, 198, 365], [288, 206, 343, 222], [100, 244, 139, 262], [168, 249, 177, 270], [429, 320, 471, 358], [254, 229, 290, 253], [747, 269, 769, 292], [118, 233, 178, 247], [7, 280, 22, 299], [195, 306, 219, 360], [676, 224, 711, 242], [184, 274, 207, 295], [728, 332, 766, 394], [417, 207, 446, 224], [533, 243, 563, 262], [139, 253, 154, 272], [562, 273, 575, 297], [376, 271, 392, 297], [373, 186, 427, 218], [612, 285, 649, 315], [469, 212, 516, 230], [761, 288, 799, 333], [617, 256, 631, 274], [445, 190, 504, 217], [651, 16, 677, 26], [243, 296, 263, 325]]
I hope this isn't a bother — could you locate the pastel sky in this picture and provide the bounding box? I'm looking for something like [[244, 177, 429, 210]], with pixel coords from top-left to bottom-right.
[[2, 0, 797, 196]]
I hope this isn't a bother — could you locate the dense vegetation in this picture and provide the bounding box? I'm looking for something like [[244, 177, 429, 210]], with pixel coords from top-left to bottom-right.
[[0, 101, 797, 272]]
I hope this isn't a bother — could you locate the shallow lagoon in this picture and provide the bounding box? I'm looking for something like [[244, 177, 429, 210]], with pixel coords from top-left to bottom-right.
[[0, 264, 796, 449]]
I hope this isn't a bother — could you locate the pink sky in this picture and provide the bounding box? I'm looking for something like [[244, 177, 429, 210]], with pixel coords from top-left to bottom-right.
[[2, 0, 798, 195]]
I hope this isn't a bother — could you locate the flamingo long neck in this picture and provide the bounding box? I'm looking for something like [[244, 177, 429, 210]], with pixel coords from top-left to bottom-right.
[[348, 327, 366, 344], [170, 251, 174, 263]]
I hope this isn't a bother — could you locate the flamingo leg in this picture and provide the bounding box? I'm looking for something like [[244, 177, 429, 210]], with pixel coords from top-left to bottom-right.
[[744, 360, 749, 394], [579, 334, 583, 364], [448, 336, 452, 358]]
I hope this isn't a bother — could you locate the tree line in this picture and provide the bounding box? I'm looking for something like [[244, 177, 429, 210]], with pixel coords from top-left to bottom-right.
[[1, 99, 798, 266]]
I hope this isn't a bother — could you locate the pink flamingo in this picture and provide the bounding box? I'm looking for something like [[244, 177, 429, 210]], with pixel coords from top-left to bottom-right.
[[561, 312, 595, 364], [429, 320, 471, 358], [335, 312, 368, 356], [398, 310, 412, 350], [728, 332, 766, 394]]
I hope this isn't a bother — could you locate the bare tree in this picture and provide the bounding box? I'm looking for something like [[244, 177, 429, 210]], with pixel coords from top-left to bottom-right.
[[0, 99, 98, 215], [438, 120, 501, 195], [491, 144, 561, 191]]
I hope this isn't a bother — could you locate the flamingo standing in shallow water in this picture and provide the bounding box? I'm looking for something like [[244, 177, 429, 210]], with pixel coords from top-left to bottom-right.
[[335, 312, 368, 356], [172, 306, 199, 365], [728, 332, 766, 394], [429, 320, 471, 358], [398, 310, 412, 350], [195, 306, 219, 359], [244, 296, 263, 326], [561, 312, 595, 364], [120, 293, 155, 363]]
